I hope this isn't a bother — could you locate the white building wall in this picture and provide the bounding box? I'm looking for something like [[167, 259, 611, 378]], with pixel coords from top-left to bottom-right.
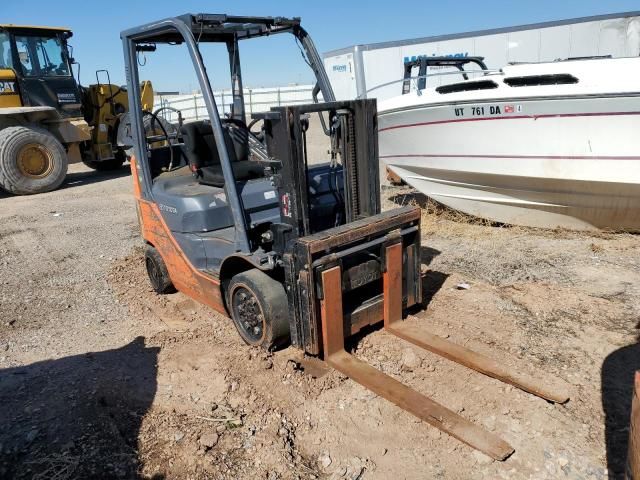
[[324, 52, 358, 99], [539, 26, 570, 60]]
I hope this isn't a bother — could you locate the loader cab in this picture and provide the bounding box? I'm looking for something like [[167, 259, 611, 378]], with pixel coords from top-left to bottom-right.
[[0, 25, 82, 116]]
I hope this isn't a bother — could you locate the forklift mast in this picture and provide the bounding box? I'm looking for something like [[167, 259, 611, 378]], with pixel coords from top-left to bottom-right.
[[263, 100, 380, 242], [261, 100, 411, 354]]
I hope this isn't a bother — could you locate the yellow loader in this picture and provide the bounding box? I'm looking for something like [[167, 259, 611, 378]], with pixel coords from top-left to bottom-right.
[[0, 24, 153, 194]]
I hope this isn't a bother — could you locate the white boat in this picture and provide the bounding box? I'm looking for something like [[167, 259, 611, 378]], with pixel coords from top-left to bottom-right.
[[377, 56, 640, 230]]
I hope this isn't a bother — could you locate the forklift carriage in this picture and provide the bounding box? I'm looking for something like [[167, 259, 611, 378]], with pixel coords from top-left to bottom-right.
[[121, 13, 569, 460]]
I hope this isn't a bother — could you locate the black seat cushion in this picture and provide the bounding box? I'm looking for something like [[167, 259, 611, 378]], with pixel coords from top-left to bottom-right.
[[180, 121, 250, 166], [180, 120, 255, 186], [199, 161, 265, 188]]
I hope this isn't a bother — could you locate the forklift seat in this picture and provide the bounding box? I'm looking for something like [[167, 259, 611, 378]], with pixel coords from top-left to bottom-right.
[[180, 120, 263, 187]]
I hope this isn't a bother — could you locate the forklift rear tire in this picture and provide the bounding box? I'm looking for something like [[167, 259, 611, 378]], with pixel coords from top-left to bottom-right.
[[145, 245, 176, 294], [0, 126, 68, 195], [226, 269, 290, 350]]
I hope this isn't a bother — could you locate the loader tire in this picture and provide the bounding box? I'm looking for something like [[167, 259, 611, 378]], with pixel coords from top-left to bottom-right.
[[226, 269, 290, 350], [145, 245, 176, 294], [0, 126, 68, 195]]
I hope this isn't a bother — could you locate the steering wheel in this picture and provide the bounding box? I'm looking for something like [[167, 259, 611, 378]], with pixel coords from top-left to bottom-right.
[[221, 117, 248, 130], [247, 117, 266, 142], [222, 116, 265, 143], [42, 63, 56, 74], [143, 110, 171, 145], [143, 109, 180, 170]]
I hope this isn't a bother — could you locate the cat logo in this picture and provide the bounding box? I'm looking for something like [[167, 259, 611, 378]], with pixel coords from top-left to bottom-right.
[[0, 81, 16, 95]]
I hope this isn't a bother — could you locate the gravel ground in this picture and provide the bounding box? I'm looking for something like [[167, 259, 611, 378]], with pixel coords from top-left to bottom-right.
[[1, 163, 639, 479]]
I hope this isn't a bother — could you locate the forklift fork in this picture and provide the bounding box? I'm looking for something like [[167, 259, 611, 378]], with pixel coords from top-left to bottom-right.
[[320, 241, 569, 461]]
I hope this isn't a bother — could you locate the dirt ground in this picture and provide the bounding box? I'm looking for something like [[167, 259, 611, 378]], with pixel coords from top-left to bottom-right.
[[1, 163, 639, 480]]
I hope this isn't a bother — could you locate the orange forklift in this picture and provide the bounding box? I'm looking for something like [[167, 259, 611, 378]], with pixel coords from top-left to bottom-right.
[[120, 13, 569, 460]]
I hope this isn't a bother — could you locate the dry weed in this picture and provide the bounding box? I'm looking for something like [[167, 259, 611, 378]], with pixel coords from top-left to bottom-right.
[[382, 185, 639, 241]]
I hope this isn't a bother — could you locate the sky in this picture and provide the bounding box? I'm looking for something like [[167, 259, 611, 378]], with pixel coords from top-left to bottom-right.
[[3, 0, 639, 92]]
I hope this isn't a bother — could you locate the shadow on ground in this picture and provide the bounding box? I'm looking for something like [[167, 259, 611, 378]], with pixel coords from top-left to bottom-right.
[[386, 189, 430, 209], [421, 245, 441, 266], [0, 337, 159, 479], [63, 165, 131, 189], [386, 188, 505, 228], [0, 166, 131, 199], [602, 322, 640, 479], [419, 246, 448, 310]]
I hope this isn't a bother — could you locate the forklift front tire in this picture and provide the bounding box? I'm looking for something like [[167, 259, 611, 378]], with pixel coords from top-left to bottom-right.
[[226, 269, 290, 350], [145, 245, 176, 294]]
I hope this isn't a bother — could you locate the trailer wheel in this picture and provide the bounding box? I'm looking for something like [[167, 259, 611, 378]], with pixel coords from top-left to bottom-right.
[[145, 245, 176, 294], [0, 126, 68, 195], [226, 269, 290, 350]]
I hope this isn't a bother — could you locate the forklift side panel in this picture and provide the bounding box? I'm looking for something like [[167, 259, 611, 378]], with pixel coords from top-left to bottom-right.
[[131, 156, 227, 314]]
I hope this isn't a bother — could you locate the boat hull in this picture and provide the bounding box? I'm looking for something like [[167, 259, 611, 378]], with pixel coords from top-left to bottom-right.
[[379, 95, 640, 230]]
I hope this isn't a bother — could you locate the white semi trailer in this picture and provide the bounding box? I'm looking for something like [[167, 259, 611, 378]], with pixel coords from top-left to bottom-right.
[[324, 11, 640, 102]]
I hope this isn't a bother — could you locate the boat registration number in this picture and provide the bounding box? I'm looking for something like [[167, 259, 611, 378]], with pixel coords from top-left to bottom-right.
[[454, 104, 522, 117]]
